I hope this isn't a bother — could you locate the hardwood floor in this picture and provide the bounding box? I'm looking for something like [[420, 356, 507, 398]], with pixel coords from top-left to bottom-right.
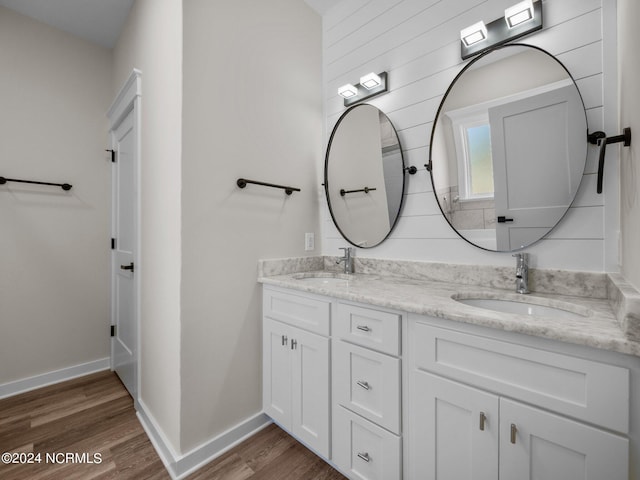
[[0, 371, 346, 480]]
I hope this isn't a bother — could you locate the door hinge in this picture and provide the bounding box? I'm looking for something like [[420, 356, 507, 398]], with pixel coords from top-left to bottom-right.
[[110, 325, 116, 337], [106, 149, 116, 163], [111, 238, 116, 250]]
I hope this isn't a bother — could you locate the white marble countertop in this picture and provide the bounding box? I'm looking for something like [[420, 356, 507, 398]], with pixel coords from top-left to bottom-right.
[[259, 268, 640, 358]]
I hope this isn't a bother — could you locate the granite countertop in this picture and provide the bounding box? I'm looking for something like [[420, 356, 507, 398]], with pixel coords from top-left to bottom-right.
[[258, 257, 640, 358]]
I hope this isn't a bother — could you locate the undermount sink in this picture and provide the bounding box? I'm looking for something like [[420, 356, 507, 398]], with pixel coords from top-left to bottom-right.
[[455, 296, 590, 320], [291, 272, 351, 287]]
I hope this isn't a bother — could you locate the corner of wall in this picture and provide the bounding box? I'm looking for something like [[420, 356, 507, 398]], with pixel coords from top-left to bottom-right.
[[112, 0, 184, 456], [617, 0, 640, 290]]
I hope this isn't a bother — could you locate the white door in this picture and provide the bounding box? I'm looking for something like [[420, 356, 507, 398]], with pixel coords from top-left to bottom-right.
[[291, 326, 330, 458], [489, 84, 585, 250], [410, 371, 499, 480], [111, 109, 138, 398], [500, 398, 628, 480], [263, 318, 292, 429]]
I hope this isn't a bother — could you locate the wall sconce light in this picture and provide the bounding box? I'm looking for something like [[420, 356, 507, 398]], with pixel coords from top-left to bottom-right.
[[337, 71, 388, 107], [460, 21, 488, 47], [460, 0, 542, 60], [338, 84, 358, 99], [360, 72, 382, 89], [505, 0, 534, 28]]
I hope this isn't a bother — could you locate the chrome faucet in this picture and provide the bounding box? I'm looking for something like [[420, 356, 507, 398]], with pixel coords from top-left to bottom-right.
[[337, 247, 354, 274], [513, 253, 530, 294]]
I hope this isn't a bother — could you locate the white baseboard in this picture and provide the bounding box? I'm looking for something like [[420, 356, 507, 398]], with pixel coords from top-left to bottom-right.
[[136, 400, 181, 478], [174, 412, 272, 479], [137, 402, 272, 480], [0, 358, 111, 400]]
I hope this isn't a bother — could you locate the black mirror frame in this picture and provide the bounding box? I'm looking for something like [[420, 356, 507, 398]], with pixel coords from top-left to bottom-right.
[[324, 104, 407, 249], [428, 43, 589, 253]]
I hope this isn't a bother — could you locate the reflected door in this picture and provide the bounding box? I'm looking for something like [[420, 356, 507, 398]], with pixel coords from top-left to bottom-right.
[[489, 84, 584, 250]]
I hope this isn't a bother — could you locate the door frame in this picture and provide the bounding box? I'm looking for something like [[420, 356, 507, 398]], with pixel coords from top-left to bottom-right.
[[107, 69, 142, 408]]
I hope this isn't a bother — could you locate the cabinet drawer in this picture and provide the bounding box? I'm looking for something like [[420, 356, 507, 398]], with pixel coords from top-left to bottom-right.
[[334, 341, 401, 434], [263, 287, 330, 336], [333, 405, 401, 480], [335, 303, 400, 355], [412, 320, 629, 433]]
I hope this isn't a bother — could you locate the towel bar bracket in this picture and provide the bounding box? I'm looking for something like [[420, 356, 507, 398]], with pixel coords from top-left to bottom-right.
[[587, 127, 632, 194]]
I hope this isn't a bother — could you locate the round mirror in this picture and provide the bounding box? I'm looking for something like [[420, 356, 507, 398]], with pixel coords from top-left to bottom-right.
[[325, 104, 406, 248], [429, 44, 587, 252]]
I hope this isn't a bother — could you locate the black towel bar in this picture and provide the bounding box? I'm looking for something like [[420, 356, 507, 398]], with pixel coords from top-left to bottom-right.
[[0, 176, 72, 191], [236, 178, 300, 195], [340, 187, 377, 196]]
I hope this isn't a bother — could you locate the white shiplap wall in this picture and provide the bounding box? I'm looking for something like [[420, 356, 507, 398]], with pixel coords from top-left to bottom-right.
[[320, 0, 619, 272]]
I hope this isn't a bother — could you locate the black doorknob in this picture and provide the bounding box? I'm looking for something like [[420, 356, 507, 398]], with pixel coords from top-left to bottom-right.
[[120, 262, 134, 273]]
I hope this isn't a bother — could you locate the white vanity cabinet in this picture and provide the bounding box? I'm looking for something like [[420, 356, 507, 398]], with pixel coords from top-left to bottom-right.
[[262, 286, 404, 479], [407, 315, 630, 480], [262, 287, 331, 458], [261, 283, 634, 480], [332, 302, 403, 480]]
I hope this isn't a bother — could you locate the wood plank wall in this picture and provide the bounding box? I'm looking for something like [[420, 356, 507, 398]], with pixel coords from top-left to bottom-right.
[[321, 0, 614, 271]]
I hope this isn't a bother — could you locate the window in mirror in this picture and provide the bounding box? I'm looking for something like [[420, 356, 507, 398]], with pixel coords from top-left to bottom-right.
[[449, 110, 494, 201], [465, 122, 494, 198]]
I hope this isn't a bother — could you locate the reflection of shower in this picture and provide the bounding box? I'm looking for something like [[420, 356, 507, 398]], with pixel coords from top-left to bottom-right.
[[441, 194, 459, 220], [442, 195, 451, 220]]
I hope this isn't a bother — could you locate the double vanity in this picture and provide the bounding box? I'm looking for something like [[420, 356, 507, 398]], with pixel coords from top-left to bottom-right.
[[259, 256, 640, 480], [268, 30, 640, 479]]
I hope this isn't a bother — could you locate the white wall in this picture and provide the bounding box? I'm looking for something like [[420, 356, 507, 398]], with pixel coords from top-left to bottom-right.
[[112, 0, 183, 454], [0, 7, 112, 384], [321, 0, 619, 272], [618, 0, 640, 290], [180, 0, 322, 452]]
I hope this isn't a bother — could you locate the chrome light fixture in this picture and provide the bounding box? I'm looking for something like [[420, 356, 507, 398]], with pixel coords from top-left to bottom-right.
[[359, 72, 382, 89], [338, 84, 358, 99], [460, 21, 488, 47], [460, 0, 542, 60], [505, 0, 534, 28], [337, 71, 388, 107]]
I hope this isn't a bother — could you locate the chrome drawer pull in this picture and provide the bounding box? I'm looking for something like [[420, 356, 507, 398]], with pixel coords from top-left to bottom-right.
[[479, 412, 486, 431], [356, 325, 371, 332], [356, 380, 370, 390], [357, 452, 370, 462]]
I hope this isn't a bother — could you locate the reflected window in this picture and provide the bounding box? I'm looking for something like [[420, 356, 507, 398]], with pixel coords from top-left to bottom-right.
[[449, 111, 495, 201], [465, 123, 494, 197]]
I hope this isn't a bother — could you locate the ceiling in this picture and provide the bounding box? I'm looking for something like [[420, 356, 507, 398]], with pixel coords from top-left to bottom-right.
[[0, 0, 342, 49], [0, 0, 133, 48], [304, 0, 344, 15]]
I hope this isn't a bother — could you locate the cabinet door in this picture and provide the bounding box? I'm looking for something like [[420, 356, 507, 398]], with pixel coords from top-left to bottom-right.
[[263, 318, 292, 430], [500, 398, 629, 480], [334, 341, 401, 434], [291, 327, 330, 458], [333, 405, 401, 480], [410, 371, 499, 480]]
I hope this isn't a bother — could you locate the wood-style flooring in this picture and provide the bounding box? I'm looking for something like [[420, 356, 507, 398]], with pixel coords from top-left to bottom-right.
[[0, 371, 346, 480]]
